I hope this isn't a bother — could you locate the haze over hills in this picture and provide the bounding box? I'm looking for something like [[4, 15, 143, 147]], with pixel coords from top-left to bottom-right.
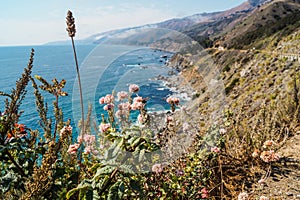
[[45, 0, 270, 46]]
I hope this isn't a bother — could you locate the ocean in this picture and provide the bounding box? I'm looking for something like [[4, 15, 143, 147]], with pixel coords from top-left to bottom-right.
[[0, 44, 175, 136]]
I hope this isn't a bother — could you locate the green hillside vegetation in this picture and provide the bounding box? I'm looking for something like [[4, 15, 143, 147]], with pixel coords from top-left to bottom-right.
[[221, 0, 300, 49]]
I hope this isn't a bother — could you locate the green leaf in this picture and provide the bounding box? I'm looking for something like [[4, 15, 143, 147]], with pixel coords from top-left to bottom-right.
[[93, 166, 115, 180], [90, 163, 101, 172], [118, 182, 125, 199], [119, 165, 135, 174], [66, 181, 91, 199], [92, 190, 101, 200], [94, 175, 108, 189], [131, 137, 145, 149], [128, 136, 139, 145], [112, 138, 123, 158], [138, 149, 146, 162], [107, 182, 121, 200]]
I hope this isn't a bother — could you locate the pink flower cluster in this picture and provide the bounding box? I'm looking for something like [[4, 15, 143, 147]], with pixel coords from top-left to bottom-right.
[[263, 140, 275, 149], [152, 163, 163, 173], [118, 102, 131, 111], [67, 143, 80, 154], [116, 102, 131, 119], [201, 188, 209, 199], [166, 96, 180, 105], [219, 128, 226, 135], [84, 145, 99, 155], [99, 94, 115, 111], [99, 123, 111, 133], [76, 134, 98, 155], [131, 97, 144, 110], [83, 134, 96, 144], [117, 91, 128, 101], [238, 192, 249, 200], [260, 150, 280, 163], [129, 84, 140, 93], [211, 146, 221, 153], [99, 94, 114, 104]]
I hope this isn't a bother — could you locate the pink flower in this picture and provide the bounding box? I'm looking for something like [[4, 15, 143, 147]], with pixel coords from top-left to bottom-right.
[[131, 101, 143, 110], [133, 96, 143, 102], [99, 123, 111, 133], [166, 96, 180, 105], [129, 84, 140, 93], [84, 145, 99, 155], [259, 196, 269, 200], [176, 169, 184, 176], [103, 103, 114, 111], [166, 96, 172, 104], [118, 102, 131, 111], [252, 149, 260, 158], [263, 140, 275, 149], [152, 163, 163, 173], [67, 143, 80, 154], [260, 150, 280, 163], [115, 110, 122, 119], [211, 146, 221, 153], [117, 91, 128, 101], [84, 145, 92, 154], [99, 97, 105, 104], [115, 110, 128, 119], [219, 128, 226, 134], [238, 192, 249, 200], [84, 134, 96, 144], [172, 97, 180, 105], [77, 135, 84, 143], [201, 188, 209, 199], [104, 94, 114, 104]]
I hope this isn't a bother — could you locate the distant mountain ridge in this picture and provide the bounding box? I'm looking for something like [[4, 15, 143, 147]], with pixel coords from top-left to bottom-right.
[[45, 0, 270, 46]]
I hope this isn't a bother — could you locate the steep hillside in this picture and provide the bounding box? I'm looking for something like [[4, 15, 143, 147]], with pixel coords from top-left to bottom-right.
[[219, 0, 300, 49], [170, 9, 300, 198]]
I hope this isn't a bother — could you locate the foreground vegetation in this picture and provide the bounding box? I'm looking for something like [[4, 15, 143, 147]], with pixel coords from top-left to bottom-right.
[[1, 9, 300, 200]]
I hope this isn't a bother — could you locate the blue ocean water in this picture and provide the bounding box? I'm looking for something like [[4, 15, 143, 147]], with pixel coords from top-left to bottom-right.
[[0, 44, 175, 136]]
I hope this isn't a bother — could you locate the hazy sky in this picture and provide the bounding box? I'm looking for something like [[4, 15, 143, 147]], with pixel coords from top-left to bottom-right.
[[0, 0, 246, 46]]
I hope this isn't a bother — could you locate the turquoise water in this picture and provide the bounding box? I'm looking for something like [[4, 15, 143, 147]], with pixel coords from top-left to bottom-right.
[[0, 44, 174, 136]]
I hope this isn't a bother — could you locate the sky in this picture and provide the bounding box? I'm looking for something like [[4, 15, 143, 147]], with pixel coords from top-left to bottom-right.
[[0, 0, 246, 46]]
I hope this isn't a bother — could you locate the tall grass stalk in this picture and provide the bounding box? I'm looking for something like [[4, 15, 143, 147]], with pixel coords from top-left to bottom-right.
[[66, 10, 85, 136]]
